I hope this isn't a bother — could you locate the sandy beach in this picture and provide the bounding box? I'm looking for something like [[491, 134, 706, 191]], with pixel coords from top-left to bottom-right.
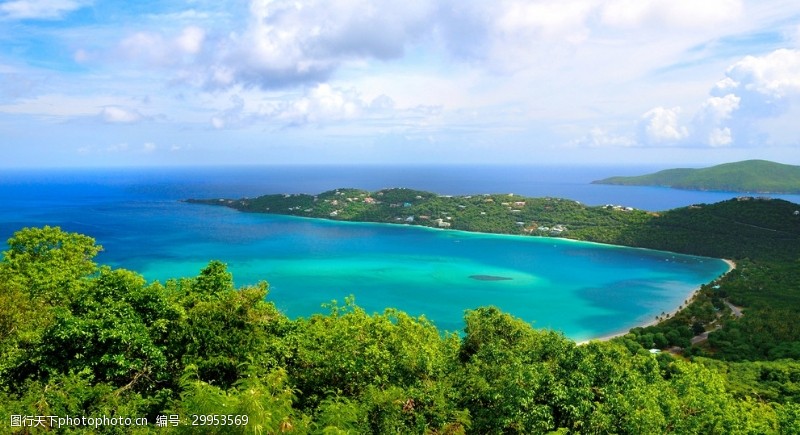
[[577, 258, 737, 345]]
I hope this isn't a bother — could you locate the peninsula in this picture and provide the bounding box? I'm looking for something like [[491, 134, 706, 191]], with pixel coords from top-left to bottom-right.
[[187, 189, 800, 260], [592, 159, 800, 194]]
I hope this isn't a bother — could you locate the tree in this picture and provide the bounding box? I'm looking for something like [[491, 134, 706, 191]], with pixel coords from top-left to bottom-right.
[[2, 226, 102, 303]]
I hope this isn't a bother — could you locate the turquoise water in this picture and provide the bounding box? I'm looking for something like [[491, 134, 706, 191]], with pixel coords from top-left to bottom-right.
[[0, 166, 738, 340], [128, 205, 728, 340]]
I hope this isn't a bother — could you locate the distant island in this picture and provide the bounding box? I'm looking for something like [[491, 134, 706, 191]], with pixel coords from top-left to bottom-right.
[[592, 159, 800, 194]]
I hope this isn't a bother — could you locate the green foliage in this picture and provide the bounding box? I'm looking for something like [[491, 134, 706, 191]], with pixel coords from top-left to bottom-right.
[[172, 365, 304, 434], [3, 225, 102, 303], [165, 262, 292, 389], [608, 198, 800, 261]]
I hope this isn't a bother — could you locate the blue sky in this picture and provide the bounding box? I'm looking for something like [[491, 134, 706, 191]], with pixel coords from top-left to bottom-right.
[[1, 0, 799, 167]]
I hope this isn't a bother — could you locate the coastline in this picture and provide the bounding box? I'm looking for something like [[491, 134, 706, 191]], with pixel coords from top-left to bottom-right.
[[577, 258, 737, 345], [186, 198, 748, 345], [197, 201, 728, 262]]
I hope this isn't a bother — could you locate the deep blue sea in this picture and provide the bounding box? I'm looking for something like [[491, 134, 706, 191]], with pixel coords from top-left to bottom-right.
[[2, 165, 796, 340]]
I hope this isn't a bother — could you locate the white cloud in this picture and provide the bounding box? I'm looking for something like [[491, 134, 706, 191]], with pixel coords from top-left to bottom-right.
[[191, 0, 434, 89], [725, 48, 800, 99], [117, 26, 206, 67], [699, 93, 741, 122], [496, 0, 594, 43], [175, 26, 205, 55], [0, 0, 91, 20], [278, 84, 363, 124], [574, 127, 636, 148], [210, 84, 371, 129], [699, 49, 800, 146], [708, 127, 733, 147], [692, 93, 740, 146], [600, 0, 743, 29], [100, 106, 142, 124], [78, 142, 159, 156], [618, 48, 800, 148], [640, 106, 688, 144]]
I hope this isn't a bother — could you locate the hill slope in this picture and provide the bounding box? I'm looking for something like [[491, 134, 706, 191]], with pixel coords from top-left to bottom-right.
[[592, 160, 800, 193]]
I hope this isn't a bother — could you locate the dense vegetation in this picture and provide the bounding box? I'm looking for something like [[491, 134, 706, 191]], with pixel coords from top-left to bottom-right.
[[592, 159, 800, 194], [2, 227, 799, 433], [187, 187, 652, 237]]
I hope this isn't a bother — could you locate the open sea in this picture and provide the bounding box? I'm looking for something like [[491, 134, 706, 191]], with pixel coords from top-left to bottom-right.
[[3, 165, 797, 340]]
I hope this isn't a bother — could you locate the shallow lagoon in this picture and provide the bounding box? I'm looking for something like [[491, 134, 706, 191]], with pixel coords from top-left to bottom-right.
[[0, 166, 735, 340], [130, 205, 729, 341]]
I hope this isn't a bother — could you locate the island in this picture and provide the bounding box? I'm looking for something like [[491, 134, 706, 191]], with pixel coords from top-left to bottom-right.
[[591, 159, 800, 194]]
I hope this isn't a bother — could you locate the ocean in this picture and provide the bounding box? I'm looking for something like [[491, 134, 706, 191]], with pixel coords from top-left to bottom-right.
[[2, 165, 794, 340]]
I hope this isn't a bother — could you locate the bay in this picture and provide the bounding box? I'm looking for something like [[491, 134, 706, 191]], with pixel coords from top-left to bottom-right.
[[1, 165, 780, 340]]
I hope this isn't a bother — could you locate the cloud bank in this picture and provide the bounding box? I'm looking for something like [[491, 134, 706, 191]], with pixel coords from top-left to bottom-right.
[[634, 48, 800, 147]]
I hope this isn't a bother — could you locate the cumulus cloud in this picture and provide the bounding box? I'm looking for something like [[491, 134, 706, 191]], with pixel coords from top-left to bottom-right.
[[708, 127, 733, 147], [725, 49, 800, 98], [640, 107, 688, 144], [210, 84, 394, 129], [182, 0, 433, 90], [630, 48, 800, 148], [0, 0, 91, 20], [276, 84, 364, 125], [692, 93, 740, 146], [106, 0, 752, 91], [696, 48, 800, 146], [109, 0, 435, 89]]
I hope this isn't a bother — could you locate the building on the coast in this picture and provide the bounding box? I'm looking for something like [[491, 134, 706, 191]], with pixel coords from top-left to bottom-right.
[[434, 219, 451, 228]]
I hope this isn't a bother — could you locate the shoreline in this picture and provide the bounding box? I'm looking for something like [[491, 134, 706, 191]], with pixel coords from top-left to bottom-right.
[[197, 201, 730, 263], [186, 201, 742, 345], [577, 258, 737, 345]]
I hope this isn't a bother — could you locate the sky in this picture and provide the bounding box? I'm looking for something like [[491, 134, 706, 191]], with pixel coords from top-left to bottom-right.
[[1, 0, 800, 167]]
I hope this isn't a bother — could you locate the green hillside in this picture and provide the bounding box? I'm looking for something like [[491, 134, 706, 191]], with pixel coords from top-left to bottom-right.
[[592, 160, 800, 193]]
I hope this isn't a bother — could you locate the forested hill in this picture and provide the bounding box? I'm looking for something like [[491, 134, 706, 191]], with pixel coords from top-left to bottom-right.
[[591, 160, 800, 193], [188, 190, 800, 261]]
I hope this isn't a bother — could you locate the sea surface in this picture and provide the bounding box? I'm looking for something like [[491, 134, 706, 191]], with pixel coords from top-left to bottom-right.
[[2, 165, 795, 340]]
